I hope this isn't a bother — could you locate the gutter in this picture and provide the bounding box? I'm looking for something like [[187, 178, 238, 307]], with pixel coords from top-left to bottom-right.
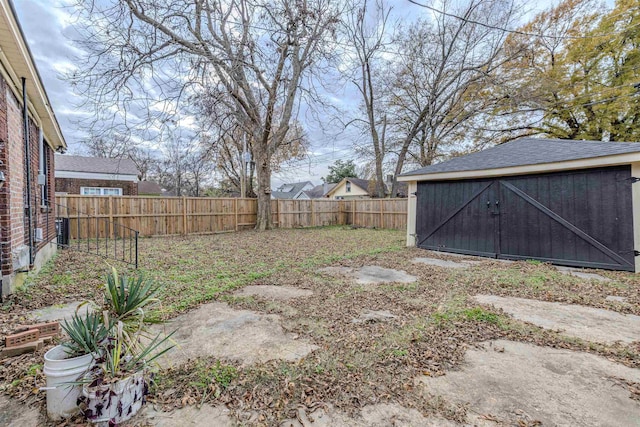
[[22, 77, 33, 265]]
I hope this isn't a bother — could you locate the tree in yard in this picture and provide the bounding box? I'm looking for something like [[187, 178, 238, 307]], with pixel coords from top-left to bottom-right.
[[385, 0, 520, 196], [69, 0, 341, 230], [497, 0, 640, 141], [322, 159, 358, 183], [343, 0, 394, 198]]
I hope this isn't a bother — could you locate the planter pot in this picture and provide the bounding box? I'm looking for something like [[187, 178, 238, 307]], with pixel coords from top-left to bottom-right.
[[43, 345, 94, 420], [82, 371, 146, 424]]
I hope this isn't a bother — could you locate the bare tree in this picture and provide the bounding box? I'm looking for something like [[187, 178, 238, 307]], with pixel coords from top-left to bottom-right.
[[70, 0, 341, 230], [386, 0, 520, 195], [343, 0, 394, 198]]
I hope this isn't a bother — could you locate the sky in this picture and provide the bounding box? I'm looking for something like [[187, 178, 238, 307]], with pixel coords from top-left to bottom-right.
[[13, 0, 580, 188]]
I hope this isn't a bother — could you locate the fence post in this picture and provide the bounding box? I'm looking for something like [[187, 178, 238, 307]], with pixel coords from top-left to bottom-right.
[[352, 200, 355, 226], [234, 198, 239, 232], [311, 199, 315, 227], [182, 196, 187, 235], [278, 199, 282, 228], [380, 199, 384, 229], [108, 196, 114, 238]]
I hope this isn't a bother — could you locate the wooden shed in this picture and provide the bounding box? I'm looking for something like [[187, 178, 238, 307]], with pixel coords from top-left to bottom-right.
[[397, 138, 640, 272]]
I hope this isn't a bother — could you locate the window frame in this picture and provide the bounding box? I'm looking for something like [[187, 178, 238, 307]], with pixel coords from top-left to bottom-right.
[[80, 186, 123, 196]]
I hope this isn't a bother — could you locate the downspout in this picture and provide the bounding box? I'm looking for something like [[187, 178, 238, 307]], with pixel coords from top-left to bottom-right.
[[38, 127, 45, 206], [22, 77, 33, 265]]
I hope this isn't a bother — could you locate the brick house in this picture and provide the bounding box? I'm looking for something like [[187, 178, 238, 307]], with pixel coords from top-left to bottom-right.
[[55, 155, 139, 196], [0, 1, 67, 297]]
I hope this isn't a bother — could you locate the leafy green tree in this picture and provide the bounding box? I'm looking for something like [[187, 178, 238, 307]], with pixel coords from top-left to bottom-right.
[[322, 160, 358, 183], [498, 0, 640, 141]]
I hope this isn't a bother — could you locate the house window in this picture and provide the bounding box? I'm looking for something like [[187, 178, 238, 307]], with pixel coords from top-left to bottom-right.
[[80, 187, 123, 196], [346, 182, 351, 193]]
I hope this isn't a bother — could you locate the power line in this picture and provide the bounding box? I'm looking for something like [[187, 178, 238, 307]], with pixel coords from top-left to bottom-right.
[[407, 0, 639, 40]]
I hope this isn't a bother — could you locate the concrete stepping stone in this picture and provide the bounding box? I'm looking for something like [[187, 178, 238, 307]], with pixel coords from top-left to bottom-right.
[[418, 340, 640, 427], [0, 395, 41, 427], [280, 403, 458, 427], [555, 266, 611, 282], [351, 309, 397, 324], [28, 301, 95, 323], [318, 266, 417, 285], [474, 295, 640, 344], [234, 285, 313, 301], [144, 404, 234, 426], [153, 302, 317, 366]]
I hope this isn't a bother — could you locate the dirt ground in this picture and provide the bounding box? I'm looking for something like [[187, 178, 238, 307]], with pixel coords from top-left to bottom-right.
[[1, 227, 639, 426]]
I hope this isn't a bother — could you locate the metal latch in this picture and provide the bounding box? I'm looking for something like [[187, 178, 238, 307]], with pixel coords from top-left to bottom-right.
[[624, 177, 640, 183]]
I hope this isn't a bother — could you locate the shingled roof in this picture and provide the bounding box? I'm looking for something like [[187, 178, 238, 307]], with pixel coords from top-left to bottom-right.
[[401, 138, 640, 177], [55, 155, 139, 176]]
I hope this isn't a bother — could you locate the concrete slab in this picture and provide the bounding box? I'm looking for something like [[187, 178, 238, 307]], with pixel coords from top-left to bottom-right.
[[555, 266, 611, 282], [351, 309, 397, 324], [318, 266, 417, 285], [144, 404, 234, 426], [474, 295, 640, 344], [418, 340, 640, 427], [28, 301, 95, 323], [234, 285, 313, 301], [154, 302, 318, 366], [280, 403, 458, 427], [412, 257, 470, 269], [0, 395, 41, 427]]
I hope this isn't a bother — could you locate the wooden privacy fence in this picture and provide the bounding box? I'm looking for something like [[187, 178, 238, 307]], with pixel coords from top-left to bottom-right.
[[55, 196, 407, 238]]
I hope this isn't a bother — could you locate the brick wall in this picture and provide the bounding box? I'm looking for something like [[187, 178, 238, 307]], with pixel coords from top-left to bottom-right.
[[55, 177, 138, 196], [0, 72, 59, 277]]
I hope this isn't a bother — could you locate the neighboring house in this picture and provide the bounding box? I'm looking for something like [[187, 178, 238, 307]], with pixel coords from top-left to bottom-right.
[[325, 178, 381, 200], [399, 137, 640, 272], [55, 155, 139, 196], [271, 181, 315, 200], [304, 183, 336, 199], [0, 0, 67, 296], [137, 180, 162, 196]]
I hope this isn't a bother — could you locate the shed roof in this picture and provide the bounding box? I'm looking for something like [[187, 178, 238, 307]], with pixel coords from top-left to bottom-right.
[[400, 138, 640, 179], [55, 155, 139, 175]]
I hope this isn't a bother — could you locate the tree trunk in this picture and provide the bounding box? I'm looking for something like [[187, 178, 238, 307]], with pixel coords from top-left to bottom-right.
[[255, 146, 272, 230]]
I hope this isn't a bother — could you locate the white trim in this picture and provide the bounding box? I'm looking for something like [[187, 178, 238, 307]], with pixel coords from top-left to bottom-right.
[[406, 182, 417, 247], [397, 152, 640, 182], [80, 186, 123, 196], [0, 2, 66, 149], [55, 170, 138, 182]]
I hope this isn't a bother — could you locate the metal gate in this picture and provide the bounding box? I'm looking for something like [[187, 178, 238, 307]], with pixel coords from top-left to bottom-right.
[[416, 166, 635, 271]]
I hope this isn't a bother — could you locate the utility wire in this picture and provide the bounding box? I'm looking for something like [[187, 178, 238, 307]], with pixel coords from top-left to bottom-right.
[[407, 0, 639, 40]]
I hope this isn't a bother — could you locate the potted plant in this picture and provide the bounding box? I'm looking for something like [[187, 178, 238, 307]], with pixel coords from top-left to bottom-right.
[[43, 310, 110, 420], [79, 322, 174, 424], [44, 267, 173, 423]]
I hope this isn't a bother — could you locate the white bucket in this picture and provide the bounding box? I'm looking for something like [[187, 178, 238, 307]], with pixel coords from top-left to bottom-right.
[[43, 345, 94, 420], [82, 371, 145, 424]]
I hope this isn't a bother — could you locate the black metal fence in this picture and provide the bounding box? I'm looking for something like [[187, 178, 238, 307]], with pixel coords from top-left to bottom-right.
[[54, 202, 139, 268]]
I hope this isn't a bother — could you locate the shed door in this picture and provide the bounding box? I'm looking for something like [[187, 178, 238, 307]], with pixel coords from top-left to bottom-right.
[[416, 179, 499, 257], [416, 166, 635, 271]]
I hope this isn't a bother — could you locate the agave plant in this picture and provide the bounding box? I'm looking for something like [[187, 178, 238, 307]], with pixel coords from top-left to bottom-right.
[[61, 310, 111, 358], [103, 267, 161, 350]]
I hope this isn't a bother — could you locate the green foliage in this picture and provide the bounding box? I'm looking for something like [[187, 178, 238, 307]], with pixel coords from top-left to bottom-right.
[[322, 160, 358, 184], [499, 0, 640, 141], [61, 310, 112, 357]]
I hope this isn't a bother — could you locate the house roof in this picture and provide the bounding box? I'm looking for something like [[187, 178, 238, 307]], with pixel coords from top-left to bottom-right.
[[272, 181, 314, 199], [55, 155, 139, 175], [0, 1, 66, 150], [400, 138, 640, 180], [304, 183, 336, 198], [137, 180, 162, 194]]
